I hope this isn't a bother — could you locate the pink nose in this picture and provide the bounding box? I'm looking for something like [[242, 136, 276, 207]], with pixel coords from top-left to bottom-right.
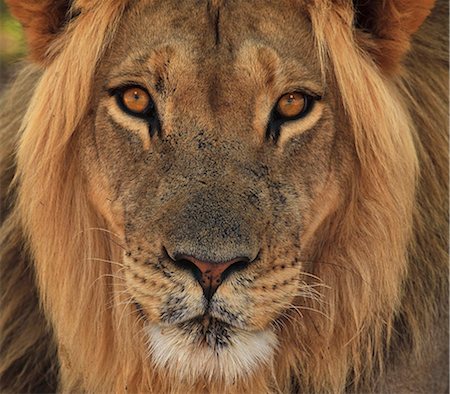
[[176, 255, 249, 299]]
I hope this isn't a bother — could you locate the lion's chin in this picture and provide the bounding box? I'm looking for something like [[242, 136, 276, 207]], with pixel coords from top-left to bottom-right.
[[146, 317, 277, 384]]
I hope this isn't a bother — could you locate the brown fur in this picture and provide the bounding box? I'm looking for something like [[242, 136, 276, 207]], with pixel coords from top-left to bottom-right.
[[0, 0, 448, 393], [5, 0, 71, 64], [354, 0, 436, 73]]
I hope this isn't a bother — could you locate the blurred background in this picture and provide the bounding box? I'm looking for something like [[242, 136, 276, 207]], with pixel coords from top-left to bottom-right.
[[0, 0, 25, 87]]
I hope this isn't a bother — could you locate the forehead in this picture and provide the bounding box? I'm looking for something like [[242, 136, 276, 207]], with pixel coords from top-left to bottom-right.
[[106, 0, 319, 81], [127, 1, 310, 46]]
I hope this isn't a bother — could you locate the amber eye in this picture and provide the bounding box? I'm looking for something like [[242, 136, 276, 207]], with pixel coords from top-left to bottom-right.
[[275, 92, 308, 119], [116, 86, 153, 117], [266, 91, 318, 141]]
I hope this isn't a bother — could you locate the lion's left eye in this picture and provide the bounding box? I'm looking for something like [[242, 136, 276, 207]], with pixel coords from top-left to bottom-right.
[[266, 91, 316, 141], [275, 92, 311, 121]]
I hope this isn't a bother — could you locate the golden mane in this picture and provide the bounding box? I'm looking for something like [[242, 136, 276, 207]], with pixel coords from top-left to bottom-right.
[[0, 0, 447, 392]]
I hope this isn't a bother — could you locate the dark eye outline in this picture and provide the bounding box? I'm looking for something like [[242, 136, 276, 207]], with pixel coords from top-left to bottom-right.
[[109, 85, 155, 120], [266, 91, 320, 142], [108, 84, 161, 137]]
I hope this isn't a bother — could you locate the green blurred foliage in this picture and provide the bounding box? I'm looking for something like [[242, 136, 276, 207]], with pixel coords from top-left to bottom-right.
[[0, 0, 26, 66]]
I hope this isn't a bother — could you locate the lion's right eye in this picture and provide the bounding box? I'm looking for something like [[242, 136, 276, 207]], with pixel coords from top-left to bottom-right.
[[114, 86, 154, 118]]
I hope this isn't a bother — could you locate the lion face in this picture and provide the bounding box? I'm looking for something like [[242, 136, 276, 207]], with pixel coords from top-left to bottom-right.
[[81, 0, 351, 383]]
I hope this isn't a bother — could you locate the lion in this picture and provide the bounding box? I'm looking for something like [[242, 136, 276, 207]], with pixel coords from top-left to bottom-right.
[[0, 0, 448, 392]]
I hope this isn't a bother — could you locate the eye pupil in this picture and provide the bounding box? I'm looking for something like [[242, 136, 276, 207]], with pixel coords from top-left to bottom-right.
[[276, 92, 307, 119], [266, 90, 319, 142], [120, 86, 151, 115]]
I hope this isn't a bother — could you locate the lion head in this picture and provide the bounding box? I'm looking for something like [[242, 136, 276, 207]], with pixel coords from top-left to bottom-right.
[[1, 0, 448, 393]]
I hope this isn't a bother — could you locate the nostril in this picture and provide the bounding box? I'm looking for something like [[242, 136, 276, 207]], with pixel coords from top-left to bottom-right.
[[220, 257, 250, 281], [170, 253, 252, 299], [174, 258, 204, 283]]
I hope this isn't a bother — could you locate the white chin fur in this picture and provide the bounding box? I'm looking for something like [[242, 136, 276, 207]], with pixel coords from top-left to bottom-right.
[[146, 321, 277, 385]]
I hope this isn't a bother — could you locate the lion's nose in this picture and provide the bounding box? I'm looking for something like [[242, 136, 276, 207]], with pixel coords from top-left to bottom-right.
[[174, 254, 250, 300]]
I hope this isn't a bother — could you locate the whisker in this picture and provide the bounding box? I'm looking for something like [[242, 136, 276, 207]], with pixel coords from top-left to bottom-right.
[[300, 259, 366, 282], [287, 304, 331, 321], [117, 296, 135, 331], [86, 257, 125, 268], [296, 270, 324, 282], [86, 227, 122, 239], [88, 270, 127, 292], [85, 227, 127, 251]]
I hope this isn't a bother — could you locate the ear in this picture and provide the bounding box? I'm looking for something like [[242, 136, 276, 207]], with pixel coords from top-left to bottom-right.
[[5, 0, 73, 64], [353, 0, 436, 73]]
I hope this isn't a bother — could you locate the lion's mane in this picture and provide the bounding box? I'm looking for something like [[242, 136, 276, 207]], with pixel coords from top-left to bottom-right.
[[0, 0, 447, 392]]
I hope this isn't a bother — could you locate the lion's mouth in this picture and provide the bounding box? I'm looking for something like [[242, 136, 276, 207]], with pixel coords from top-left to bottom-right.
[[135, 301, 241, 349], [175, 315, 235, 350], [146, 315, 277, 384], [134, 286, 278, 382]]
